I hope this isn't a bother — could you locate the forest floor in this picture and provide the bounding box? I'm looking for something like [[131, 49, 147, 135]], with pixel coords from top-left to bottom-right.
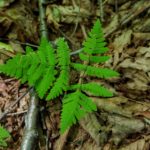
[[0, 0, 150, 150]]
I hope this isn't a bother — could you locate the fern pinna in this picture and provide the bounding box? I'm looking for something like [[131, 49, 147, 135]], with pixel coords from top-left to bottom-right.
[[0, 126, 10, 147], [0, 19, 119, 134], [0, 38, 70, 100]]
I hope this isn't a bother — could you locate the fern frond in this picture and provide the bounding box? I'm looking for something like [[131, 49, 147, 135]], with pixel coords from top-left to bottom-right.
[[72, 63, 119, 78], [0, 37, 57, 99], [70, 82, 113, 97], [79, 53, 110, 63], [46, 38, 70, 100], [60, 91, 96, 133], [0, 126, 10, 147]]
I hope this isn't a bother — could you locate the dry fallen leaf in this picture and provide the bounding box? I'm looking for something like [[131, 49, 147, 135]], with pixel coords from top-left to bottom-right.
[[46, 5, 90, 29], [119, 136, 150, 150]]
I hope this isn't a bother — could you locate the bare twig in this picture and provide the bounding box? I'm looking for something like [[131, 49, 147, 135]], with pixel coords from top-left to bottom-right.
[[7, 110, 27, 116], [0, 87, 32, 121]]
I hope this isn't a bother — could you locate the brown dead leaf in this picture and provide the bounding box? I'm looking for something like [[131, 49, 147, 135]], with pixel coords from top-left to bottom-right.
[[80, 113, 106, 146], [108, 114, 145, 145], [0, 0, 38, 42], [79, 138, 101, 150], [133, 18, 150, 32], [119, 136, 150, 150], [113, 30, 132, 53], [134, 111, 150, 119], [46, 5, 90, 29], [0, 16, 12, 36], [112, 29, 132, 67]]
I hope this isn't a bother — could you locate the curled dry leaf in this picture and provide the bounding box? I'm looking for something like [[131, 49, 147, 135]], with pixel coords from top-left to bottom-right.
[[62, 0, 91, 10], [79, 113, 105, 146], [46, 5, 90, 29], [119, 135, 150, 150], [112, 29, 132, 67], [0, 16, 12, 36], [108, 114, 145, 145], [80, 138, 101, 150], [104, 14, 119, 37], [113, 30, 132, 53], [0, 0, 38, 42], [117, 46, 150, 99], [92, 97, 132, 118], [133, 18, 150, 32]]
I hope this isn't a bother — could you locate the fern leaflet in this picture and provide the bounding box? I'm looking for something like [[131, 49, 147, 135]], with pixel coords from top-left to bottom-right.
[[46, 38, 70, 100], [60, 91, 96, 133], [79, 53, 110, 63], [0, 126, 10, 147], [69, 82, 113, 97], [72, 63, 119, 78]]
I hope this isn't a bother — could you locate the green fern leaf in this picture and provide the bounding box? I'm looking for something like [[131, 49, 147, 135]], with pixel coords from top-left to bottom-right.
[[26, 46, 34, 54], [28, 64, 46, 86], [79, 53, 110, 63], [21, 55, 33, 83], [27, 53, 39, 76], [0, 126, 10, 147], [46, 38, 70, 100], [0, 37, 57, 99], [72, 63, 119, 78], [60, 91, 96, 133], [70, 82, 113, 97], [82, 19, 109, 55], [36, 67, 56, 99]]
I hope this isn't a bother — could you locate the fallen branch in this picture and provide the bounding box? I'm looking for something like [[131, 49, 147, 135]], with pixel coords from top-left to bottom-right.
[[21, 88, 39, 150]]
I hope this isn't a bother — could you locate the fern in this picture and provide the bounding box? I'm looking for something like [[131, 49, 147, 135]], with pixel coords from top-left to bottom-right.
[[60, 19, 119, 133], [0, 19, 119, 134], [0, 126, 10, 147]]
